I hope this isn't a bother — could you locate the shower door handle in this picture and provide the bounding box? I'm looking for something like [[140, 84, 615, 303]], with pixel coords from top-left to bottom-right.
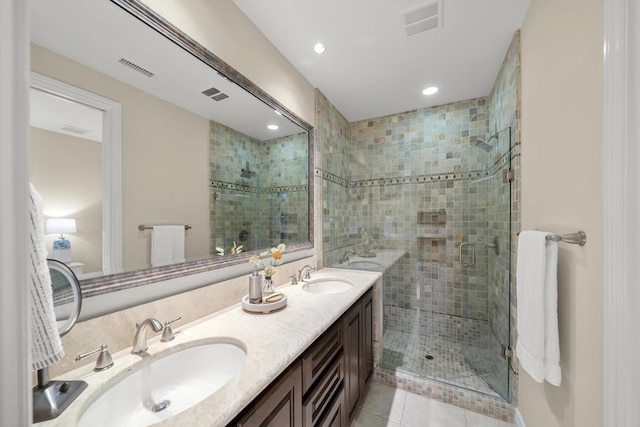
[[459, 242, 475, 267]]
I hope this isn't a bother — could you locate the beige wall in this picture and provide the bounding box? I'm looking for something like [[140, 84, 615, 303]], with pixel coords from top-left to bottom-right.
[[30, 127, 103, 273], [141, 0, 316, 126], [31, 45, 210, 271], [519, 0, 603, 426]]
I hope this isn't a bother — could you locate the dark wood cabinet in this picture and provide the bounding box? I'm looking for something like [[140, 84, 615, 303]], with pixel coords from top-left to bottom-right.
[[343, 289, 373, 421], [362, 290, 373, 383], [235, 362, 303, 427], [343, 301, 363, 419], [232, 288, 373, 427]]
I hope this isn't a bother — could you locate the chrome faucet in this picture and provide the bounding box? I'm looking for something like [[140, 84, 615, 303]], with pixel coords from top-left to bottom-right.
[[131, 318, 163, 355], [341, 250, 356, 264], [297, 264, 316, 281]]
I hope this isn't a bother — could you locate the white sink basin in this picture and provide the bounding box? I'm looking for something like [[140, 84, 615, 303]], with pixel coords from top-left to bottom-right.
[[78, 340, 246, 427], [345, 261, 381, 270], [303, 278, 353, 294]]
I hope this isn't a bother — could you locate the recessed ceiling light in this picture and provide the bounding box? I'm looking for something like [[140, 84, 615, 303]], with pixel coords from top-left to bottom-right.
[[268, 124, 279, 130], [313, 42, 327, 54], [422, 86, 439, 96]]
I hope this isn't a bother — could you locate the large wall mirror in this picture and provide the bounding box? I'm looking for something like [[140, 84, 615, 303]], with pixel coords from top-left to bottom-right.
[[29, 0, 313, 305]]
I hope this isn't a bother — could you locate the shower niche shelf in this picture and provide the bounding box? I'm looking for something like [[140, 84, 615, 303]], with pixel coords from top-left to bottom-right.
[[417, 237, 447, 262], [417, 210, 446, 225]]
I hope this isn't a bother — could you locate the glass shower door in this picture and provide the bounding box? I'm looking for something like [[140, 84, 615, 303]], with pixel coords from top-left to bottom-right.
[[460, 127, 512, 401]]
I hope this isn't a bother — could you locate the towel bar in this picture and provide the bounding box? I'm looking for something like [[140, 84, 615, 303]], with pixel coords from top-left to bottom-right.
[[138, 224, 191, 231], [517, 230, 586, 246]]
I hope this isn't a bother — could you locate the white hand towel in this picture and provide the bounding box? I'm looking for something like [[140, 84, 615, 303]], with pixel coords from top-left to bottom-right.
[[29, 184, 65, 370], [151, 225, 186, 267], [383, 215, 395, 237], [516, 230, 561, 386]]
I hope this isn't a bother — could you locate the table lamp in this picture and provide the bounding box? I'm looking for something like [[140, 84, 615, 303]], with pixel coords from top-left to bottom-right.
[[45, 218, 76, 263]]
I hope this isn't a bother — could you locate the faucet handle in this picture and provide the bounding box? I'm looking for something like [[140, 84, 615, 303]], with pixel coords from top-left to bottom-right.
[[75, 344, 114, 371], [290, 275, 298, 285], [161, 316, 182, 342], [303, 266, 316, 280]]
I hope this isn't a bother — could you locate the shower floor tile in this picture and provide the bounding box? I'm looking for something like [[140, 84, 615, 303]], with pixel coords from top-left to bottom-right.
[[382, 307, 504, 398]]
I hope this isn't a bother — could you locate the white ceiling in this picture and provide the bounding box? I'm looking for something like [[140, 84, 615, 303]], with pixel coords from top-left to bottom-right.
[[30, 88, 104, 142], [233, 0, 531, 122]]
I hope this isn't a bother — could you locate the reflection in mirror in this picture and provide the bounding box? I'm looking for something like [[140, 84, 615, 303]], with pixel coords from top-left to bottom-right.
[[210, 123, 308, 253], [48, 259, 82, 337], [29, 0, 313, 291]]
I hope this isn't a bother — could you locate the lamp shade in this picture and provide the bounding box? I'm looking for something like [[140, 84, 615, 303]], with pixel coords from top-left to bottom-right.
[[45, 218, 77, 235]]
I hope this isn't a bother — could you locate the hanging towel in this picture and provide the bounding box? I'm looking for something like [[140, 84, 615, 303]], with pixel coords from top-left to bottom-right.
[[29, 184, 65, 371], [151, 225, 185, 267], [383, 215, 395, 237], [516, 230, 561, 386]]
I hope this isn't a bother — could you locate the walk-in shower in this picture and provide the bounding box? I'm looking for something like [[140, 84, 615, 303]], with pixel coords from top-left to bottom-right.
[[322, 95, 515, 403], [374, 126, 513, 401]]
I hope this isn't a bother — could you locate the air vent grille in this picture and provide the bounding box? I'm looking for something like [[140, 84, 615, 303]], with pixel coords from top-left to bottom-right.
[[202, 87, 230, 102], [212, 93, 229, 102], [61, 124, 91, 135], [402, 0, 442, 37], [202, 87, 221, 97], [118, 58, 155, 77]]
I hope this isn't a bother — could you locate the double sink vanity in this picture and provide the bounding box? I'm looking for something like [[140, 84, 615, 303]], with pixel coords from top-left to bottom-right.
[[36, 268, 380, 427]]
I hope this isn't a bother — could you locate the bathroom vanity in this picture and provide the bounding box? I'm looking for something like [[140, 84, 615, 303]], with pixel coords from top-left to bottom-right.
[[233, 288, 373, 426], [35, 268, 380, 427]]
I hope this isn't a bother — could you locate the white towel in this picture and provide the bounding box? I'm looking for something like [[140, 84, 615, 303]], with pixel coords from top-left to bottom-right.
[[516, 230, 561, 386], [29, 184, 65, 370], [151, 225, 185, 267], [383, 215, 395, 237]]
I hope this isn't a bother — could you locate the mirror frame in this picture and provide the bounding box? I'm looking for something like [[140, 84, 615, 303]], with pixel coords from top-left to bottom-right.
[[48, 259, 83, 337], [75, 0, 314, 302]]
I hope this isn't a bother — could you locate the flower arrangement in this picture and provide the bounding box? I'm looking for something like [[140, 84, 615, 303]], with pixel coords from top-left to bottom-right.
[[249, 243, 286, 277], [215, 241, 243, 256]]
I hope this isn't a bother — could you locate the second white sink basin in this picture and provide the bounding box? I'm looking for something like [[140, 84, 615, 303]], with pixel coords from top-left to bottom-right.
[[345, 261, 381, 270], [78, 339, 246, 427], [303, 278, 353, 294]]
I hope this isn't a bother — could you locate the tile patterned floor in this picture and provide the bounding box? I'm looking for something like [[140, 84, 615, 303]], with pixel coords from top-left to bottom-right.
[[351, 381, 515, 427], [382, 306, 508, 398]]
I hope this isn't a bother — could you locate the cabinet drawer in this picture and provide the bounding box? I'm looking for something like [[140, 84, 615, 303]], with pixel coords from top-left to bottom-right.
[[301, 322, 342, 394], [315, 385, 346, 427], [302, 352, 344, 427]]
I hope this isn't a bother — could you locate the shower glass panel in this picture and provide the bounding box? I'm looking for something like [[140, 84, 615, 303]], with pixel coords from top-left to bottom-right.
[[377, 127, 512, 402]]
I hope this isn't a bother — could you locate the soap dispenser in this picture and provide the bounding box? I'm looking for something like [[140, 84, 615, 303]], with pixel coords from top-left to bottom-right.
[[249, 269, 263, 304]]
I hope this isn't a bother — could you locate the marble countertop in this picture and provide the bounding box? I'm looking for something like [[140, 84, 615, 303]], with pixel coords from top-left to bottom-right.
[[37, 268, 381, 427]]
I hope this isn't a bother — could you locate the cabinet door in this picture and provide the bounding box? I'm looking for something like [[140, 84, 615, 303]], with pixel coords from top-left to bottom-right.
[[343, 302, 362, 419], [236, 361, 303, 427], [362, 290, 373, 384]]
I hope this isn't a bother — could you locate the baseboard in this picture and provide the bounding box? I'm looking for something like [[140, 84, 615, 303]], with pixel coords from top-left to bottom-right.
[[515, 408, 526, 427]]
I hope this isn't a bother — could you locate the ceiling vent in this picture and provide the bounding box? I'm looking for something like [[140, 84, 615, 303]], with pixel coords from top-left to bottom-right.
[[202, 87, 230, 102], [402, 0, 442, 37], [118, 58, 155, 77], [61, 124, 91, 135]]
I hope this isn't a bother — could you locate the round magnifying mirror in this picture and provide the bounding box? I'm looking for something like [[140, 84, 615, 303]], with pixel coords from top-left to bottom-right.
[[48, 259, 82, 337]]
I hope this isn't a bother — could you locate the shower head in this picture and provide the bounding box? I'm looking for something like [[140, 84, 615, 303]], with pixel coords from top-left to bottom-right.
[[473, 132, 498, 153], [473, 138, 494, 153]]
